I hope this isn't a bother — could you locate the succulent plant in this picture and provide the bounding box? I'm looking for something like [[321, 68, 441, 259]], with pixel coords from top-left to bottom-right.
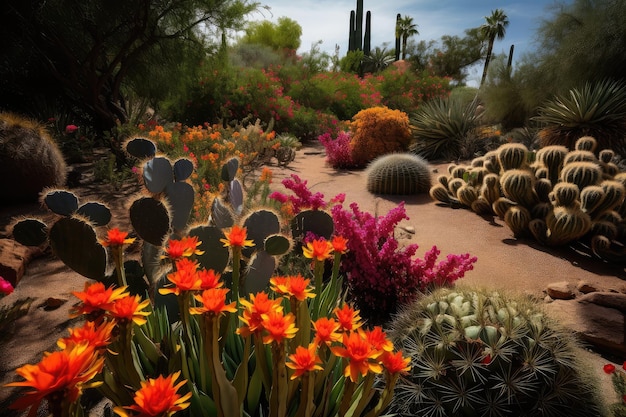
[[497, 142, 529, 172], [387, 287, 608, 417], [0, 112, 67, 203], [365, 153, 432, 195]]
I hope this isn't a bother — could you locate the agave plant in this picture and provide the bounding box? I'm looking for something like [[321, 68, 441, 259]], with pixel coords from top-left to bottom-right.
[[535, 79, 626, 156], [410, 98, 481, 161]]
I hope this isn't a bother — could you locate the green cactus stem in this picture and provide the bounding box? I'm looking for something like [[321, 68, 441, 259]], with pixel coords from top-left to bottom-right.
[[129, 197, 171, 246], [504, 205, 532, 237], [574, 135, 598, 152], [535, 145, 568, 186], [560, 161, 602, 189], [365, 153, 432, 195], [499, 169, 538, 208], [497, 143, 529, 171], [550, 182, 581, 208], [125, 136, 157, 159]]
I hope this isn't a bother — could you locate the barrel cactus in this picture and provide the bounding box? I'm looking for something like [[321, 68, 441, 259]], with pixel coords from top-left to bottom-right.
[[387, 287, 608, 417], [366, 153, 431, 195], [0, 112, 67, 203]]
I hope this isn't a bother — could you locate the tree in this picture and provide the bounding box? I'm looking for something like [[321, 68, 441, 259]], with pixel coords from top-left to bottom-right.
[[396, 15, 419, 60], [242, 17, 302, 55], [479, 8, 509, 86], [362, 46, 395, 73], [0, 0, 260, 131]]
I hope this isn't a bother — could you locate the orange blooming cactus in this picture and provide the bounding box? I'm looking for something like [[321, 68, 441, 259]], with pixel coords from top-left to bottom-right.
[[364, 326, 394, 353], [302, 238, 333, 261], [57, 320, 116, 351], [334, 303, 363, 332], [159, 258, 202, 296], [107, 294, 151, 326], [237, 292, 283, 337], [71, 282, 128, 318], [380, 350, 411, 375], [101, 228, 136, 247], [163, 236, 204, 260], [331, 331, 383, 383], [220, 225, 254, 248], [113, 371, 192, 417], [190, 288, 237, 317], [270, 274, 316, 302], [7, 342, 104, 414], [331, 235, 349, 254], [312, 317, 342, 346], [261, 309, 298, 345], [286, 343, 323, 380]]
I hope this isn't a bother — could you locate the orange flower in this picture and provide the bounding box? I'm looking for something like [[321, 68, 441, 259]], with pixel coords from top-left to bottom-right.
[[57, 320, 115, 351], [312, 317, 342, 346], [198, 269, 222, 290], [286, 343, 323, 380], [331, 236, 348, 254], [71, 282, 128, 317], [114, 371, 191, 417], [220, 225, 254, 248], [302, 239, 333, 261], [101, 228, 135, 247], [363, 326, 394, 352], [380, 350, 411, 375], [108, 295, 151, 326], [334, 304, 362, 332], [259, 167, 273, 183], [190, 288, 236, 317], [7, 342, 104, 413], [331, 331, 383, 382], [159, 259, 201, 296], [261, 309, 298, 345], [163, 236, 204, 260], [237, 292, 283, 337], [270, 274, 315, 302]]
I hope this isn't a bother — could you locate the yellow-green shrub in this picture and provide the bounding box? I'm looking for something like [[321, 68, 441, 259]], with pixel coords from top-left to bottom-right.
[[349, 106, 411, 167]]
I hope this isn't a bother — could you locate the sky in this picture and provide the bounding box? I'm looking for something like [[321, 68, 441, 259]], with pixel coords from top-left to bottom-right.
[[243, 0, 565, 85]]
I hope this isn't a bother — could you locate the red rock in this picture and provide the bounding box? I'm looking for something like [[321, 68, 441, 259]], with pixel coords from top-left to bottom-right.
[[0, 238, 42, 287], [546, 281, 576, 300]]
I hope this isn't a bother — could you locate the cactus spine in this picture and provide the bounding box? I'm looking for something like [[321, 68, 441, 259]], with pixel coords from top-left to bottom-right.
[[366, 153, 431, 195]]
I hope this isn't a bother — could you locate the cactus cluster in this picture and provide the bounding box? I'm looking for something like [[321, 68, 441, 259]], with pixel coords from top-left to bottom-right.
[[11, 137, 294, 305], [386, 287, 607, 417], [0, 112, 67, 204], [429, 137, 626, 262], [348, 0, 371, 55], [365, 153, 431, 195]]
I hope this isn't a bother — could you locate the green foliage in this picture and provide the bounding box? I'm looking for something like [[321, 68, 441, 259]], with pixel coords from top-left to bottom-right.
[[410, 98, 481, 160], [241, 17, 302, 54], [0, 112, 67, 204], [387, 286, 608, 417], [0, 0, 260, 131], [365, 153, 432, 195], [396, 15, 419, 60], [479, 8, 509, 86], [535, 79, 626, 156], [339, 50, 365, 74]]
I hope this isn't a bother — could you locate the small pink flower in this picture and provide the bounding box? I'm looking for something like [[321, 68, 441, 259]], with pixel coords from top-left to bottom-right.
[[65, 124, 79, 134], [0, 277, 14, 295]]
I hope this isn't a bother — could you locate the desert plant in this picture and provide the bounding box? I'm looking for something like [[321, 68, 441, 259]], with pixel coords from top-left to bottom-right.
[[0, 112, 67, 204], [349, 106, 412, 167], [318, 131, 356, 169], [365, 153, 431, 195], [410, 98, 481, 161], [387, 286, 608, 417], [535, 79, 626, 156]]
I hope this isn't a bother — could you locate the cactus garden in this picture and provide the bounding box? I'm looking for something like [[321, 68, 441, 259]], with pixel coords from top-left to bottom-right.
[[2, 0, 626, 416]]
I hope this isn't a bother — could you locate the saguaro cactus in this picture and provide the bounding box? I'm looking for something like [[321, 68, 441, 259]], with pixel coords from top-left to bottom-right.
[[348, 0, 371, 54]]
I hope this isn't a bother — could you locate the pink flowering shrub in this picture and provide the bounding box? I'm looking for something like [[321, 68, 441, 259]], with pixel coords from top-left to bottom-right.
[[332, 202, 477, 324], [271, 174, 477, 325], [318, 131, 355, 169]]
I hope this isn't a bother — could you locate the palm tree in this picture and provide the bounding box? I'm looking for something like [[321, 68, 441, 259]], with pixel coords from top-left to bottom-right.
[[479, 8, 509, 86], [362, 46, 395, 73], [396, 15, 419, 60]]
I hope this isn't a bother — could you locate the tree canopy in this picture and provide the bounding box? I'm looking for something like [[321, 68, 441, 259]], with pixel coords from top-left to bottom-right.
[[241, 17, 302, 55], [0, 0, 260, 131]]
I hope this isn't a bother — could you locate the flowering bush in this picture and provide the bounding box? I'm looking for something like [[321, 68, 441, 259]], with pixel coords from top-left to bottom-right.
[[318, 131, 356, 169], [271, 174, 477, 324], [349, 106, 412, 167]]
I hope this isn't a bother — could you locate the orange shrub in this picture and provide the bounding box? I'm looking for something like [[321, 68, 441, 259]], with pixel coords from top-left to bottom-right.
[[349, 106, 411, 167]]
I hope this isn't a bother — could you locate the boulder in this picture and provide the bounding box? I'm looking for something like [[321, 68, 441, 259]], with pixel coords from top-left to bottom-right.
[[546, 281, 576, 300], [0, 238, 42, 287]]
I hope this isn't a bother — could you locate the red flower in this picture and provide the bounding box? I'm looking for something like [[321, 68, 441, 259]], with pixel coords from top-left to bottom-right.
[[114, 371, 191, 417], [604, 363, 616, 374], [220, 225, 254, 248], [65, 124, 79, 134], [0, 276, 14, 295], [101, 228, 135, 247]]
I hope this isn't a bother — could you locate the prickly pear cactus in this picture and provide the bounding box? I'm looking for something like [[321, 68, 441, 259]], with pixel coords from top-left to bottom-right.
[[365, 153, 431, 195], [387, 287, 608, 417]]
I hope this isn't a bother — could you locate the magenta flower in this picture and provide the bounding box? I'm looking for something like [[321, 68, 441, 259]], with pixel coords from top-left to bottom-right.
[[0, 276, 14, 295], [65, 124, 79, 134]]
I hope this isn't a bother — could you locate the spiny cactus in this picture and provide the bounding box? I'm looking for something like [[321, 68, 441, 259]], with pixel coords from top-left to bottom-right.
[[0, 112, 67, 204], [387, 287, 608, 417], [365, 153, 431, 195], [497, 142, 529, 172], [560, 161, 602, 189]]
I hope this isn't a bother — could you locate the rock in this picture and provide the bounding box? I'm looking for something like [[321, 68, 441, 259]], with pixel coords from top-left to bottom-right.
[[0, 238, 42, 287], [546, 281, 576, 300], [579, 292, 626, 312], [545, 299, 625, 355], [577, 281, 597, 294]]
